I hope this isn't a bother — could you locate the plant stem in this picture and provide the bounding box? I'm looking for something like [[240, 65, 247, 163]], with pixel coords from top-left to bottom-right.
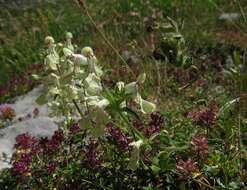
[[119, 112, 137, 140], [192, 178, 216, 190], [76, 0, 136, 78], [72, 99, 83, 117]]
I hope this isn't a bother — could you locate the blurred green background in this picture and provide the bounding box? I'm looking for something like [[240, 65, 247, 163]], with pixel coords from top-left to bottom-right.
[[0, 0, 246, 84]]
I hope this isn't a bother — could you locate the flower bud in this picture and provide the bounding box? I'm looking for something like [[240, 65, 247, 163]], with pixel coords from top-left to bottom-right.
[[45, 36, 55, 45], [116, 81, 125, 91], [137, 73, 146, 84], [82, 46, 94, 58], [65, 32, 73, 39]]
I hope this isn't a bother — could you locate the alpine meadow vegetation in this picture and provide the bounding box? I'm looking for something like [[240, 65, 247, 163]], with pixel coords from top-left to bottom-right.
[[0, 0, 246, 190]]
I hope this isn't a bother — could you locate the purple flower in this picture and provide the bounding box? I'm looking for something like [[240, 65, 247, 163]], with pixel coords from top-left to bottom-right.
[[34, 130, 64, 154], [84, 139, 101, 169], [46, 161, 57, 174], [11, 153, 33, 176], [46, 140, 61, 152], [12, 161, 30, 176], [107, 123, 132, 152], [176, 158, 199, 180], [44, 130, 64, 152], [145, 111, 164, 137], [19, 153, 32, 163], [15, 133, 37, 150], [149, 111, 164, 128], [52, 130, 64, 143], [187, 104, 218, 127], [132, 120, 144, 131], [191, 135, 208, 157], [197, 110, 215, 126], [69, 123, 81, 134]]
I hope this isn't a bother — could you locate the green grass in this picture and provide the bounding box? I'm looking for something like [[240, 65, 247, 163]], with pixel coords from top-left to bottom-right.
[[0, 0, 246, 85], [0, 1, 246, 188]]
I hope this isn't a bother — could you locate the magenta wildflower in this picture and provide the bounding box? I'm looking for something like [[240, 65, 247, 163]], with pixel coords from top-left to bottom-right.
[[132, 120, 144, 131], [46, 130, 64, 152], [52, 130, 64, 142], [12, 153, 33, 176], [37, 130, 64, 153], [187, 106, 217, 127], [145, 111, 164, 137], [69, 123, 81, 134], [14, 133, 37, 150], [46, 161, 57, 174], [84, 139, 101, 169], [176, 158, 199, 180], [191, 135, 208, 157], [12, 161, 30, 176], [107, 122, 132, 152]]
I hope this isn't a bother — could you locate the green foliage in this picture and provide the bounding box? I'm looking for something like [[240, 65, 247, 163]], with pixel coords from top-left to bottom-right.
[[0, 1, 246, 189]]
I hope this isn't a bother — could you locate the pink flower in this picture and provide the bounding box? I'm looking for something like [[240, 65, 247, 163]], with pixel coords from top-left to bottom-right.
[[176, 158, 199, 180], [191, 135, 208, 157]]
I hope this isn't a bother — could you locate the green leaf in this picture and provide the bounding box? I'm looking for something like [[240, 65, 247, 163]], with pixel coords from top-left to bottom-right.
[[91, 108, 108, 138], [60, 72, 73, 85], [36, 93, 47, 105], [120, 107, 140, 120], [45, 54, 58, 71], [31, 74, 40, 80], [137, 73, 146, 84], [79, 117, 91, 130], [128, 147, 140, 171], [127, 140, 143, 171]]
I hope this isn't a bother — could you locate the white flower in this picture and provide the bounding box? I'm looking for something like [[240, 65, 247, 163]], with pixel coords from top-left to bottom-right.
[[94, 98, 110, 109], [81, 46, 94, 58], [72, 53, 88, 66], [116, 81, 125, 91], [44, 36, 55, 44], [84, 73, 102, 96], [63, 48, 73, 57], [124, 82, 138, 95], [135, 93, 156, 114]]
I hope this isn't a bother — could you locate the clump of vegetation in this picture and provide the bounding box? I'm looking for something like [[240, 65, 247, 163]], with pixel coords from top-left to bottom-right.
[[0, 30, 246, 189], [0, 0, 247, 189]]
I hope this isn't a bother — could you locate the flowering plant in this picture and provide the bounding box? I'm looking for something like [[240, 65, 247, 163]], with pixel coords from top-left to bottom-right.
[[0, 32, 244, 190]]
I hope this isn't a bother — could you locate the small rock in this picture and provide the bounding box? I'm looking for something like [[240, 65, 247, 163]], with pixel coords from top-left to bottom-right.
[[218, 13, 240, 21], [0, 117, 58, 170], [0, 85, 60, 170]]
